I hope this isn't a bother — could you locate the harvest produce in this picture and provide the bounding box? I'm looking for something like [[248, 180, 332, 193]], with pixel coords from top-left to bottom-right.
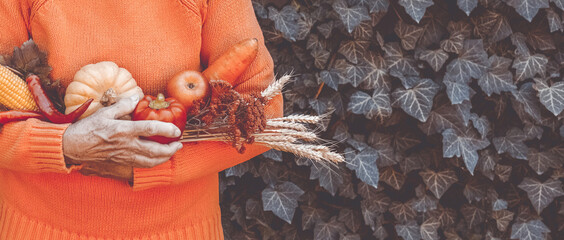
[[202, 38, 258, 84], [132, 93, 187, 144], [167, 70, 209, 110], [64, 61, 144, 119], [27, 74, 93, 124], [0, 65, 38, 111], [0, 110, 47, 124]]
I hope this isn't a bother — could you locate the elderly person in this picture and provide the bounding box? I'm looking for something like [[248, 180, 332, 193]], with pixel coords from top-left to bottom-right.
[[0, 0, 282, 239]]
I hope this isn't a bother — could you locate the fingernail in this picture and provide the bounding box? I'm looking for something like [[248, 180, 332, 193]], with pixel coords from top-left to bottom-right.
[[176, 142, 183, 150], [174, 128, 181, 137]]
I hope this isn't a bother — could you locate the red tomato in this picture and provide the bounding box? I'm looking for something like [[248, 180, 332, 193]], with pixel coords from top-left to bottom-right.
[[132, 93, 187, 144], [167, 70, 210, 110]]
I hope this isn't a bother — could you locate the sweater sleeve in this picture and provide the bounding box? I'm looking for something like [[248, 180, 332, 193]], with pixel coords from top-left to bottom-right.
[[0, 0, 76, 174], [132, 0, 283, 191]]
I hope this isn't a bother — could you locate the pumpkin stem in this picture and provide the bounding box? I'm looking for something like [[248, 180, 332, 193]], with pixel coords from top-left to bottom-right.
[[100, 88, 118, 107], [149, 93, 170, 109]]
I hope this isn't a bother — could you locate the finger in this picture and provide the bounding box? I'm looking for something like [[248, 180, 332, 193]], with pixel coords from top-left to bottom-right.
[[99, 95, 140, 119], [134, 139, 183, 158], [130, 121, 181, 138]]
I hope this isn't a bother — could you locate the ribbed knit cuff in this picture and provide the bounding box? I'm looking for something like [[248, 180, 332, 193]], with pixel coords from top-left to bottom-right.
[[132, 161, 174, 191], [27, 120, 80, 174]]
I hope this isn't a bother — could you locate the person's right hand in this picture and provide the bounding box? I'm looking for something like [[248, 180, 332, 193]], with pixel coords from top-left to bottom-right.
[[62, 95, 183, 169]]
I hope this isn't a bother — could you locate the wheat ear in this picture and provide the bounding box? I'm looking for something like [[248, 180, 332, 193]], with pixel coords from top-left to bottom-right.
[[261, 74, 292, 101]]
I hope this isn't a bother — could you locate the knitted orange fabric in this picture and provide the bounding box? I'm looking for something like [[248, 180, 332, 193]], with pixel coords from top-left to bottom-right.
[[0, 0, 282, 239]]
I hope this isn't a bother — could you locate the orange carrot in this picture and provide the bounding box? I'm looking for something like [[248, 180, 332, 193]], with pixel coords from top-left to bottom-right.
[[203, 38, 259, 84]]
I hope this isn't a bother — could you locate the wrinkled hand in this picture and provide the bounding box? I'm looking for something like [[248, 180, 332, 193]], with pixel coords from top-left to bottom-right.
[[62, 95, 183, 180]]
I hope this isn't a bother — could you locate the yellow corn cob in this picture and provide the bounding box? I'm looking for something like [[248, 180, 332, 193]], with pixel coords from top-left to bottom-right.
[[0, 65, 38, 111]]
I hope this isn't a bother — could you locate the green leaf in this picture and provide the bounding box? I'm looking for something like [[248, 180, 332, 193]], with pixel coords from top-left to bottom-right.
[[512, 54, 548, 81], [345, 147, 380, 188], [348, 89, 392, 120], [383, 42, 419, 76], [268, 5, 300, 41]]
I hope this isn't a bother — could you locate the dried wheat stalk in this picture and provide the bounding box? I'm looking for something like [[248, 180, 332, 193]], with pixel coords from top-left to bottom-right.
[[181, 74, 344, 163]]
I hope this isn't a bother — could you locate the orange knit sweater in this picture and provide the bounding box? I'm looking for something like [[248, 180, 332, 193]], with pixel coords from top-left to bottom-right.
[[0, 0, 282, 239]]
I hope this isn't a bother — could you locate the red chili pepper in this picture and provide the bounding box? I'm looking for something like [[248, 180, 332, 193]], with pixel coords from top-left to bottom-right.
[[0, 110, 47, 124], [26, 74, 93, 124]]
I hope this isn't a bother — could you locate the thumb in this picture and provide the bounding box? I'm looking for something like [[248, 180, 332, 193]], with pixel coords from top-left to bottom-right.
[[100, 95, 140, 119]]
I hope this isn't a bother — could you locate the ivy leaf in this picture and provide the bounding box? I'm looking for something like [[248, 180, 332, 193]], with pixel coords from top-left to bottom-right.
[[392, 78, 440, 122], [505, 0, 549, 22], [495, 164, 512, 182], [528, 149, 562, 175], [412, 194, 438, 213], [493, 128, 529, 160], [348, 89, 392, 120], [398, 0, 434, 23], [339, 61, 368, 87], [441, 32, 465, 54], [314, 216, 347, 240], [332, 0, 370, 33], [442, 128, 490, 174], [338, 169, 357, 199], [419, 169, 458, 199], [493, 199, 508, 211], [546, 8, 563, 32], [309, 159, 344, 196], [338, 40, 369, 64], [395, 221, 421, 240], [427, 206, 457, 227], [312, 48, 330, 69], [268, 5, 300, 41], [478, 55, 516, 96], [262, 181, 305, 223], [460, 204, 486, 228], [457, 0, 478, 15], [320, 70, 341, 91], [512, 82, 543, 123], [301, 206, 330, 231], [259, 161, 279, 186], [420, 218, 440, 240], [390, 201, 417, 223], [418, 49, 449, 72], [518, 177, 564, 214], [492, 210, 514, 232], [419, 100, 467, 135], [317, 21, 334, 39], [523, 123, 543, 140], [445, 39, 488, 82], [359, 0, 390, 13], [552, 0, 564, 10], [526, 30, 556, 51], [383, 42, 419, 76], [361, 52, 390, 91], [380, 167, 405, 190], [533, 79, 564, 116], [345, 147, 380, 188], [444, 76, 472, 104], [473, 10, 512, 43], [338, 208, 362, 233], [470, 113, 490, 139], [512, 54, 548, 81], [263, 149, 282, 162], [394, 21, 425, 50], [510, 220, 551, 240]]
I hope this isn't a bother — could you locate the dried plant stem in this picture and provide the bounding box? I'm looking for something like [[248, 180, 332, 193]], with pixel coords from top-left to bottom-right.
[[265, 121, 308, 132], [270, 114, 322, 124], [261, 74, 291, 100]]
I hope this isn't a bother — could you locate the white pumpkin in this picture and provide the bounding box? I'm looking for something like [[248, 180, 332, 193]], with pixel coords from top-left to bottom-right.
[[64, 61, 143, 119]]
